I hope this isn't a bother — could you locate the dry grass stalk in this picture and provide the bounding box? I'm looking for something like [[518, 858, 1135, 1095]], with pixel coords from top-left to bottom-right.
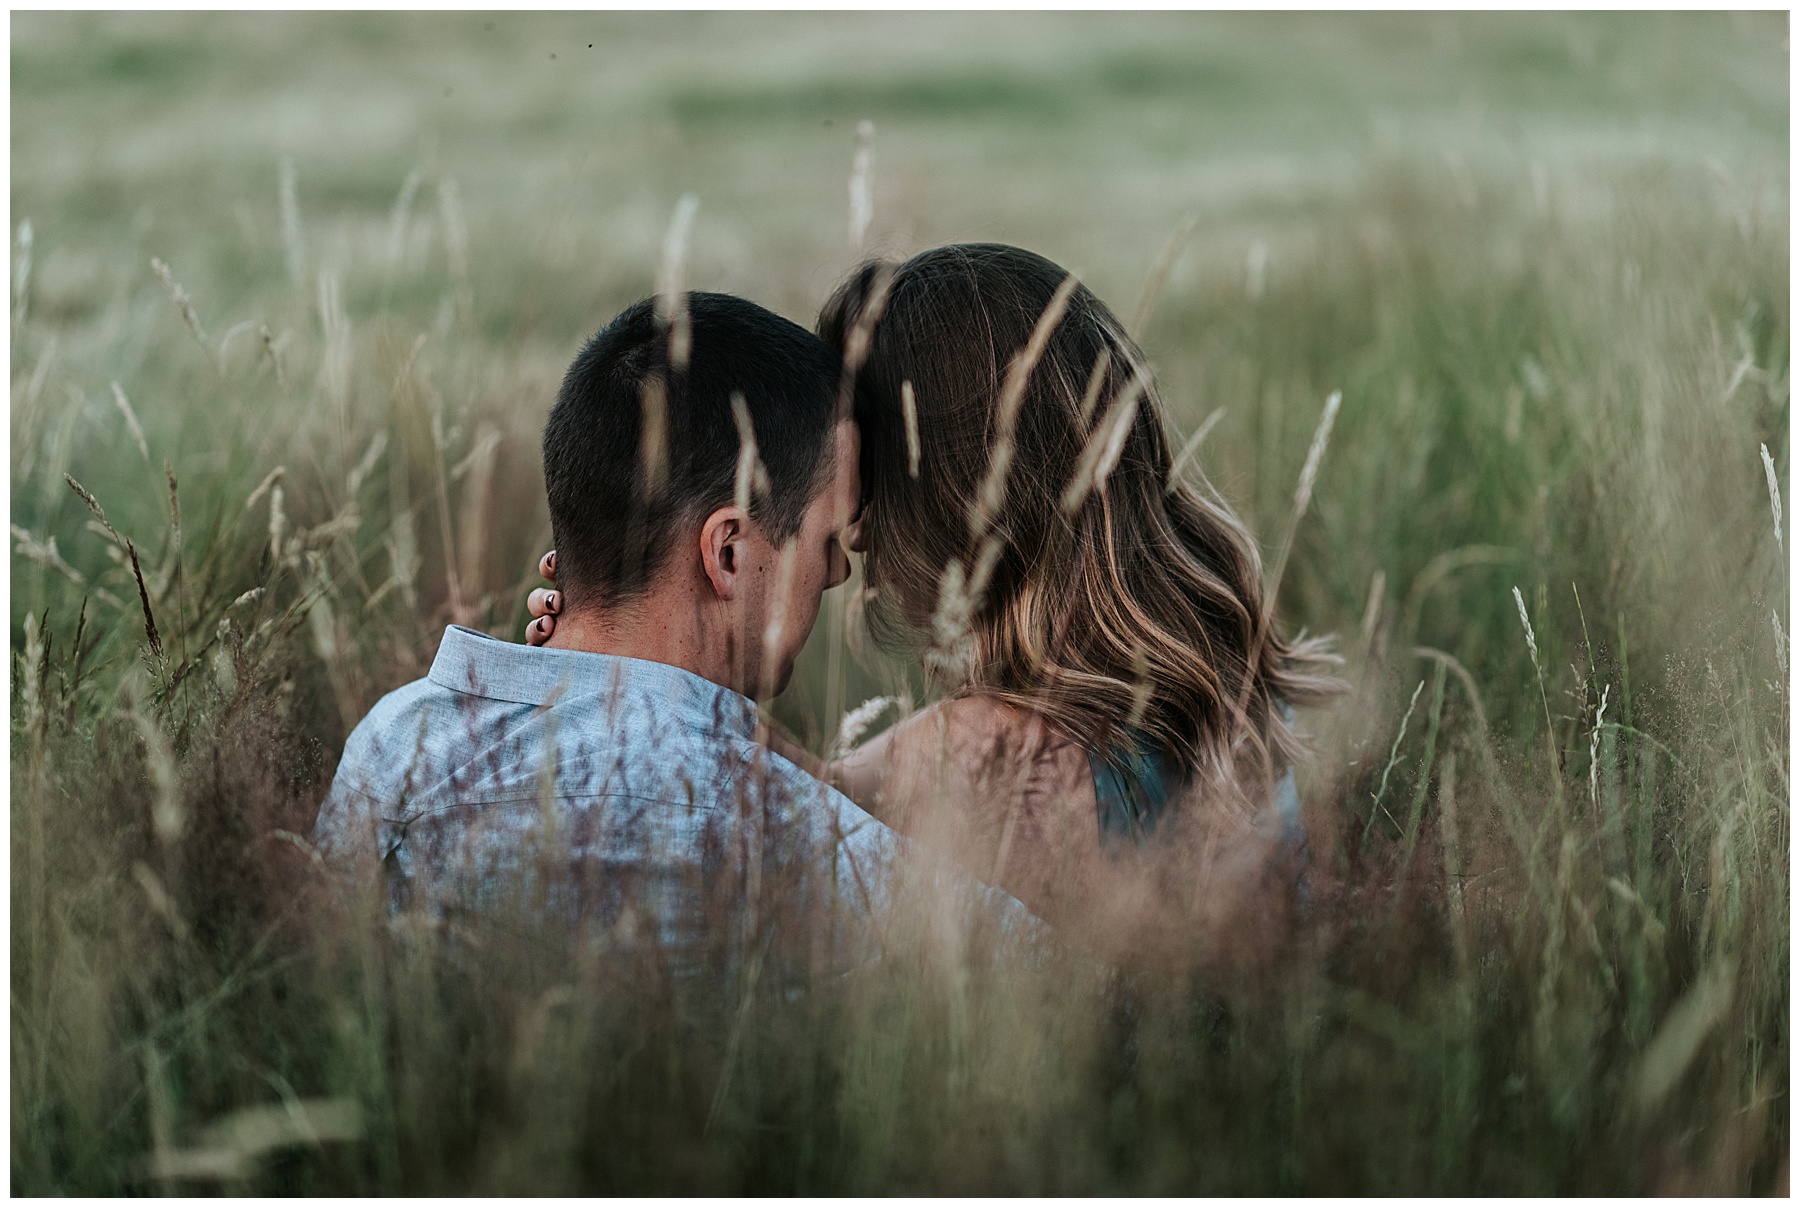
[[11, 523, 125, 608], [438, 176, 470, 288], [1760, 442, 1781, 553], [1060, 365, 1149, 514], [656, 193, 700, 371], [639, 376, 669, 498], [127, 540, 164, 662], [1130, 211, 1198, 335], [729, 392, 770, 514], [293, 510, 363, 552], [926, 559, 977, 682], [1076, 347, 1112, 427], [242, 465, 285, 517], [316, 271, 353, 420], [387, 168, 424, 266], [279, 155, 305, 285], [758, 538, 803, 699], [848, 119, 876, 250], [1246, 238, 1269, 300], [1164, 405, 1226, 495], [1401, 545, 1517, 641], [925, 535, 1005, 683], [967, 531, 1005, 600], [969, 271, 1079, 535], [346, 430, 388, 499], [1292, 389, 1341, 524], [165, 463, 187, 658], [1589, 684, 1610, 808], [11, 523, 79, 585], [1364, 677, 1426, 838], [1436, 747, 1468, 973], [258, 323, 287, 392], [1356, 567, 1387, 662], [110, 381, 150, 462], [1512, 584, 1541, 669], [1629, 955, 1740, 1115], [64, 473, 126, 551], [131, 861, 187, 940], [143, 1098, 363, 1185], [830, 694, 901, 760], [384, 510, 420, 610], [979, 275, 1072, 529], [834, 263, 895, 417], [1773, 609, 1787, 678], [165, 464, 182, 562], [1089, 384, 1140, 493], [215, 319, 259, 369], [15, 335, 56, 470], [427, 394, 467, 621], [1259, 389, 1342, 623], [900, 380, 921, 478], [269, 483, 286, 566], [455, 425, 503, 617], [1125, 642, 1153, 730], [13, 218, 31, 335], [1513, 584, 1560, 779], [150, 257, 209, 346]]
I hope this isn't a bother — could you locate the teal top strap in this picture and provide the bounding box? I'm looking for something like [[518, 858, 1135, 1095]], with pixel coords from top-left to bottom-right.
[[1091, 707, 1302, 848], [1089, 737, 1179, 843]]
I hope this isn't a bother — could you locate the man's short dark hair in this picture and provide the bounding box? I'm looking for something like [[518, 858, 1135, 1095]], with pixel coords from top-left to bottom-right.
[[543, 292, 841, 609]]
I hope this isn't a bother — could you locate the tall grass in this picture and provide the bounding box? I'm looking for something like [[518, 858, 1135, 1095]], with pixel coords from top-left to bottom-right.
[[11, 12, 1787, 1194]]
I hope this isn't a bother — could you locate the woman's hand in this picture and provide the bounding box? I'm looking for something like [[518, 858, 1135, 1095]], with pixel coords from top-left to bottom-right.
[[524, 550, 561, 646]]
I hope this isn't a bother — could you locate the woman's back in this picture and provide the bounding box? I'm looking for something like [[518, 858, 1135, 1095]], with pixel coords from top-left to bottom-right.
[[832, 694, 1305, 966]]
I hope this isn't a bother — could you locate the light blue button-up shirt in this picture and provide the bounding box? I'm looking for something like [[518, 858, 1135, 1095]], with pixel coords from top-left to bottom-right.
[[313, 625, 1032, 958]]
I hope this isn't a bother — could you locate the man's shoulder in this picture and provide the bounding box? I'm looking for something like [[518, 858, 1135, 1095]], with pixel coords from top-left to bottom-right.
[[337, 674, 450, 770], [718, 736, 881, 829]]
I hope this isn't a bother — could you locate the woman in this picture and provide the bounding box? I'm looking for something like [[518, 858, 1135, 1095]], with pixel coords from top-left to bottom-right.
[[532, 244, 1340, 964]]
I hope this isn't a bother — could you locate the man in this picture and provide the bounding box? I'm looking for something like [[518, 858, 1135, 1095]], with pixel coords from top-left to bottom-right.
[[314, 292, 1021, 956]]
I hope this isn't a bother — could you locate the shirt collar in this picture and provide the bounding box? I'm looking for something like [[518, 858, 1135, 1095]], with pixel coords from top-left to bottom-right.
[[425, 624, 760, 740]]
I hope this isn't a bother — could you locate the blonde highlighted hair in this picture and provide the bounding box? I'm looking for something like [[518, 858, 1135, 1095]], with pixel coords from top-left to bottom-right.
[[818, 243, 1341, 789]]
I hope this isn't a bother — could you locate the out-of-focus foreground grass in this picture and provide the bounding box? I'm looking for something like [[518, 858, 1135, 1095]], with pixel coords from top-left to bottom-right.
[[10, 12, 1788, 1194]]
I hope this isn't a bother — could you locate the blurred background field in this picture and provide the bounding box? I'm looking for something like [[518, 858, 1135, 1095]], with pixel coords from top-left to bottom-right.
[[10, 11, 1789, 1194]]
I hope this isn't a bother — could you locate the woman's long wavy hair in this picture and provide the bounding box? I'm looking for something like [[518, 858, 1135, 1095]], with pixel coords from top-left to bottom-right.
[[818, 243, 1341, 792]]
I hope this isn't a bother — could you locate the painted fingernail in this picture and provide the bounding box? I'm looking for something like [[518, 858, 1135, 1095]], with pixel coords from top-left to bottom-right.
[[548, 592, 560, 612], [545, 552, 556, 575]]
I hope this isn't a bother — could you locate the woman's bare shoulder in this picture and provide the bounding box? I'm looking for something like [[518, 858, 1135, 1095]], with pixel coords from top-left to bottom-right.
[[890, 695, 1089, 784]]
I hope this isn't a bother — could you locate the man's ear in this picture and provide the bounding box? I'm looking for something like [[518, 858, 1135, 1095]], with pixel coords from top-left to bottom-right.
[[699, 506, 749, 601]]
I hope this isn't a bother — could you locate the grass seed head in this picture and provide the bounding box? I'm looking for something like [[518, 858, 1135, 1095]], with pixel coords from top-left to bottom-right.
[[1164, 405, 1225, 495], [110, 382, 150, 462], [830, 694, 900, 759], [656, 193, 700, 371], [730, 391, 770, 514], [1293, 389, 1341, 519], [1512, 584, 1541, 670], [848, 119, 875, 250], [1760, 442, 1781, 552], [150, 257, 209, 345], [900, 379, 921, 478]]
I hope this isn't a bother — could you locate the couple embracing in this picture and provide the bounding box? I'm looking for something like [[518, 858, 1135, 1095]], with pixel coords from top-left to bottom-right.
[[315, 242, 1339, 970]]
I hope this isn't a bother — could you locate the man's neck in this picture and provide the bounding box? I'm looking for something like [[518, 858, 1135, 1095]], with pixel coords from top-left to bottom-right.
[[543, 590, 738, 696]]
